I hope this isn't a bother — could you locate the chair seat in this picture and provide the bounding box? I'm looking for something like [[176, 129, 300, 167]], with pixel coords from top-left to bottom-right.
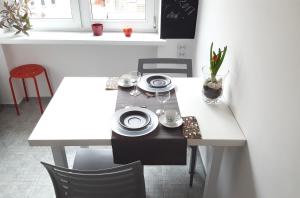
[[73, 148, 118, 170], [10, 64, 45, 78]]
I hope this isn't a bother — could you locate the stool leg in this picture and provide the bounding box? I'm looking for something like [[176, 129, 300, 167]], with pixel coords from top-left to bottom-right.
[[189, 146, 198, 187], [22, 79, 29, 102], [44, 69, 53, 96], [9, 77, 20, 115], [33, 77, 44, 114]]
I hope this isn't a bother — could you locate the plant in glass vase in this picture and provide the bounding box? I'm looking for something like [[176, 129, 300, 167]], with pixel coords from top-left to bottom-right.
[[0, 0, 31, 35], [203, 42, 227, 103]]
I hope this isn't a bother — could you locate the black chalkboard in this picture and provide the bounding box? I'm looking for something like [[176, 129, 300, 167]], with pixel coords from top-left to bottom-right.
[[161, 0, 199, 39]]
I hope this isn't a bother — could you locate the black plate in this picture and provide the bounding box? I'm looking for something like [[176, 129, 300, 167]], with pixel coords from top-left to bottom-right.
[[119, 110, 151, 130], [146, 75, 171, 88]]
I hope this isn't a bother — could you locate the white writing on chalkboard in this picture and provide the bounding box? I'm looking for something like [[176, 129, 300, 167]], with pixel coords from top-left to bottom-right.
[[164, 0, 196, 20], [167, 11, 180, 19], [175, 0, 196, 16]]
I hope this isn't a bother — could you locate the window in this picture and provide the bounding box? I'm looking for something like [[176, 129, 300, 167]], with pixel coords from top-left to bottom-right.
[[91, 0, 145, 20], [25, 0, 81, 30], [24, 0, 157, 32], [28, 0, 72, 19]]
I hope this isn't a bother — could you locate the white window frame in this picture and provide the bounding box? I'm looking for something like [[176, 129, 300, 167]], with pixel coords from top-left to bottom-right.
[[80, 0, 158, 32], [25, 0, 82, 31], [23, 0, 158, 32]]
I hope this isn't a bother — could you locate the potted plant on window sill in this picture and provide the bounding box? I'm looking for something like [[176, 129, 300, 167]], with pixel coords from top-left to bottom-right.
[[203, 42, 228, 104], [0, 0, 31, 36]]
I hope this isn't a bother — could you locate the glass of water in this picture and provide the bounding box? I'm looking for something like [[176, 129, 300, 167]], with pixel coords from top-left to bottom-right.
[[129, 71, 141, 96], [155, 90, 171, 116]]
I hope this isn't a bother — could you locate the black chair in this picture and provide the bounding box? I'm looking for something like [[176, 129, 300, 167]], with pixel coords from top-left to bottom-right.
[[72, 148, 117, 170], [138, 58, 193, 77], [41, 160, 146, 198]]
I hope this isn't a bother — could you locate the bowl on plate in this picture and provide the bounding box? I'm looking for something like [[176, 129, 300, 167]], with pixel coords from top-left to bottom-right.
[[112, 107, 159, 137], [146, 75, 171, 88], [119, 110, 151, 130], [138, 74, 175, 93]]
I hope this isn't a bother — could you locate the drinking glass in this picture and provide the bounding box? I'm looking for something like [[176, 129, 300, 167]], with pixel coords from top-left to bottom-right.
[[155, 90, 171, 116], [129, 71, 141, 96]]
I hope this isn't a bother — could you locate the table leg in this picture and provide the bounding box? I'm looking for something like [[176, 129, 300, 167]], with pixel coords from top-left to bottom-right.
[[51, 146, 68, 168], [189, 146, 198, 187], [202, 146, 224, 198]]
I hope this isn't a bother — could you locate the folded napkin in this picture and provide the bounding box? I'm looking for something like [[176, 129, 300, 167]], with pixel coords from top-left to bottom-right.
[[105, 77, 119, 90], [182, 116, 202, 139]]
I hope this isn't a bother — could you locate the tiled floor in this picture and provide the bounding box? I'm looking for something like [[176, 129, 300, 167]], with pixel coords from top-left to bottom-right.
[[0, 98, 205, 198]]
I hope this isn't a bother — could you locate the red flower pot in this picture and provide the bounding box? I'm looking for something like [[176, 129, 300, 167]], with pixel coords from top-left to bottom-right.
[[92, 23, 103, 36], [123, 28, 133, 37]]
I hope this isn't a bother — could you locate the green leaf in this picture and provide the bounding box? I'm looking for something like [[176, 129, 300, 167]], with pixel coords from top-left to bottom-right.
[[210, 42, 213, 70], [22, 13, 28, 20], [22, 30, 29, 36], [13, 25, 22, 31], [218, 46, 227, 71]]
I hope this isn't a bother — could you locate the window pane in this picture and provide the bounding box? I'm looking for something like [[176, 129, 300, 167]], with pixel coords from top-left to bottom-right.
[[91, 0, 145, 20], [28, 0, 72, 19]]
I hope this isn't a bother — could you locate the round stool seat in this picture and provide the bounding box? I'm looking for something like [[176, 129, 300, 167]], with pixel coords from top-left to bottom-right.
[[10, 64, 44, 79], [9, 64, 53, 115]]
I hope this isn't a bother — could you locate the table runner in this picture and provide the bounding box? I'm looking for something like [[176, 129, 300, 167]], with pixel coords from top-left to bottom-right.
[[111, 88, 187, 165]]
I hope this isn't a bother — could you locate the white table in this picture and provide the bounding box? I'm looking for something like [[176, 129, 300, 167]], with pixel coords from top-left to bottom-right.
[[28, 77, 245, 198]]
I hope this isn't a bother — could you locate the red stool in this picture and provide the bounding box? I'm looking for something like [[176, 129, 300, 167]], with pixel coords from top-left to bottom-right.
[[9, 64, 53, 115]]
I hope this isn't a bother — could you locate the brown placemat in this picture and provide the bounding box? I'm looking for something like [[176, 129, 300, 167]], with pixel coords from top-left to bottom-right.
[[105, 77, 119, 90], [182, 116, 202, 139], [111, 88, 187, 165]]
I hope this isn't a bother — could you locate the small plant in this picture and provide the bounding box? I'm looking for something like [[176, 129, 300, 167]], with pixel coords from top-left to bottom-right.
[[203, 42, 228, 102], [209, 42, 227, 83], [0, 0, 32, 36]]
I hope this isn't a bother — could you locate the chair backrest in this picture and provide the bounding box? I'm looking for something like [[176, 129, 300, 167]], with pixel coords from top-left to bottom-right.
[[138, 58, 193, 77], [41, 161, 146, 198]]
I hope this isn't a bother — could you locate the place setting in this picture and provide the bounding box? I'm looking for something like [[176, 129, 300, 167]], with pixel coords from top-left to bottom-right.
[[111, 106, 159, 137], [112, 71, 176, 95], [138, 73, 175, 93], [111, 71, 201, 138]]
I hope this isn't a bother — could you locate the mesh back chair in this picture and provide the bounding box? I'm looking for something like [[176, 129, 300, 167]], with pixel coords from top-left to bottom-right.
[[41, 161, 146, 198], [138, 58, 193, 77]]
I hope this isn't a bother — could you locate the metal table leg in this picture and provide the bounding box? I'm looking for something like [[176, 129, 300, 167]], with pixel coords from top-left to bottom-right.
[[189, 146, 198, 187], [202, 146, 224, 198], [51, 146, 68, 168]]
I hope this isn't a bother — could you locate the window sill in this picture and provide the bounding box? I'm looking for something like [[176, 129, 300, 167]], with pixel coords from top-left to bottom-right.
[[0, 31, 166, 46]]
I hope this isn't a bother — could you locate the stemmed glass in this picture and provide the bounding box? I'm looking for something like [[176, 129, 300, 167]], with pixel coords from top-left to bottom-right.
[[129, 71, 141, 96], [155, 90, 171, 116]]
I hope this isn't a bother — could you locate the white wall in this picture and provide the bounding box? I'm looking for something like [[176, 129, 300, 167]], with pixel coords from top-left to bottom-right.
[[2, 45, 157, 98], [194, 0, 300, 197], [0, 45, 15, 104], [0, 38, 195, 104]]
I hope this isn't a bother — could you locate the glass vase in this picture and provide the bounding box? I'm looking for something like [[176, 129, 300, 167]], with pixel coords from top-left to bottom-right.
[[201, 66, 229, 104]]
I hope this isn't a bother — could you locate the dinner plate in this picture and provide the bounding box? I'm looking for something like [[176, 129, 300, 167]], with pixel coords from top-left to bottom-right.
[[138, 74, 175, 93], [119, 110, 151, 130], [159, 114, 183, 128], [112, 107, 158, 137]]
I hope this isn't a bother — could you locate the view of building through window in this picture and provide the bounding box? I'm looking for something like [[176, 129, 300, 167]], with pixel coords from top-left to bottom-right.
[[21, 0, 153, 31], [28, 0, 72, 19], [91, 0, 145, 20]]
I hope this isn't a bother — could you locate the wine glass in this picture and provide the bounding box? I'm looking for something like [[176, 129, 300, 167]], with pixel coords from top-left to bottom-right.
[[155, 90, 171, 116], [129, 71, 141, 96]]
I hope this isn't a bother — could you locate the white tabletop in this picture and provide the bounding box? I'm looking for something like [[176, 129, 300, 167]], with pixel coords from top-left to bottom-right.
[[28, 77, 246, 147]]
